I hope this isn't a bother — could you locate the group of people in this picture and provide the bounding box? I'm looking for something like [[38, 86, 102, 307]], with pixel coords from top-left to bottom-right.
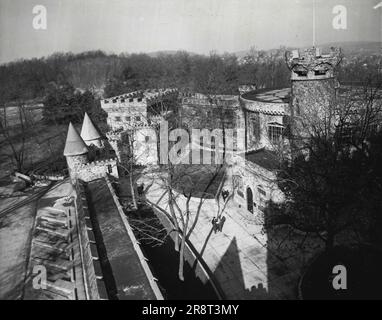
[[211, 215, 226, 233], [210, 189, 230, 233]]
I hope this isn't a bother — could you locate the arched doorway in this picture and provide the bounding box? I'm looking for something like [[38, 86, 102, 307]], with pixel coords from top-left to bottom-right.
[[246, 187, 253, 213]]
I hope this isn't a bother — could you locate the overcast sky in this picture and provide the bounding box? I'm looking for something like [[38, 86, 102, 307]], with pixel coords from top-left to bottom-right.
[[0, 0, 380, 63]]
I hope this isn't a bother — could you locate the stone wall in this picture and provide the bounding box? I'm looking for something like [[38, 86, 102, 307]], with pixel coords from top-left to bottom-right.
[[147, 201, 225, 299], [107, 131, 130, 166], [227, 157, 284, 224], [101, 89, 178, 131], [291, 78, 337, 135], [103, 176, 164, 300], [133, 128, 158, 166], [243, 109, 285, 151], [66, 154, 88, 181], [180, 97, 239, 132], [75, 159, 119, 182], [239, 95, 288, 152]]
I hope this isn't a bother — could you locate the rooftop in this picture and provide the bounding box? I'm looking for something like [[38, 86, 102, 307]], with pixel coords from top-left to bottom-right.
[[241, 88, 290, 104], [86, 177, 160, 300], [80, 112, 102, 142], [63, 122, 88, 156], [245, 148, 280, 171]]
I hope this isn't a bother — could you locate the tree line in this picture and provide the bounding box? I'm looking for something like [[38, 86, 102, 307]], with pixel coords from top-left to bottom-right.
[[2, 48, 379, 102], [0, 48, 380, 125]]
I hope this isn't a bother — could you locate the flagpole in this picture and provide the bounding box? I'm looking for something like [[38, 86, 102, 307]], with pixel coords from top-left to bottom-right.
[[312, 0, 316, 47]]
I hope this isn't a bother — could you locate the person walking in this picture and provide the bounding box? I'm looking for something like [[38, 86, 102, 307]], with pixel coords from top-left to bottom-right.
[[211, 217, 218, 233], [217, 216, 226, 232]]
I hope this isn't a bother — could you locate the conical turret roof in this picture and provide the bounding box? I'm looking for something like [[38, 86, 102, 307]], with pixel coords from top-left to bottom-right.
[[80, 112, 101, 142], [63, 122, 88, 156]]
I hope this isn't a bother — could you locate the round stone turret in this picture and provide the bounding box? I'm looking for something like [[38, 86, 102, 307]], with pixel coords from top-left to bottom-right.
[[64, 122, 89, 179], [285, 47, 343, 139]]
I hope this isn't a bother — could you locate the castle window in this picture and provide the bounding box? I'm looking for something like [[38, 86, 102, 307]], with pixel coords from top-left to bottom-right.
[[268, 123, 284, 144], [135, 116, 141, 121], [125, 116, 131, 121], [295, 70, 308, 77], [314, 69, 327, 76], [107, 165, 112, 174], [211, 137, 215, 150], [129, 98, 134, 102], [115, 116, 121, 122], [257, 187, 266, 197]]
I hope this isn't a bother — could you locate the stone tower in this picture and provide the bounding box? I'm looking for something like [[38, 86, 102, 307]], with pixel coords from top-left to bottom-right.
[[63, 122, 89, 180], [80, 112, 103, 148], [285, 47, 342, 137]]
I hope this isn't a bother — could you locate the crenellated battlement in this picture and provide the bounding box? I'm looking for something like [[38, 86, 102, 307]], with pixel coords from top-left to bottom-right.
[[101, 88, 178, 107], [286, 47, 342, 81], [72, 157, 119, 182], [77, 158, 117, 170]]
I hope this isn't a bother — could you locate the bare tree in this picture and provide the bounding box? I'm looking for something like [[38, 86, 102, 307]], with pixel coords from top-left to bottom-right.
[[0, 103, 33, 173], [152, 162, 225, 281], [116, 88, 235, 281], [267, 81, 382, 251], [115, 92, 177, 210]]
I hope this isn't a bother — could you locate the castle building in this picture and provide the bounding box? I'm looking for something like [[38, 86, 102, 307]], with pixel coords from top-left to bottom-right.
[[239, 47, 342, 154], [64, 46, 379, 222], [285, 47, 342, 141], [64, 116, 118, 182], [100, 88, 179, 166], [62, 116, 161, 300], [64, 122, 89, 178], [58, 46, 382, 300], [231, 47, 343, 216], [239, 88, 290, 152]]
